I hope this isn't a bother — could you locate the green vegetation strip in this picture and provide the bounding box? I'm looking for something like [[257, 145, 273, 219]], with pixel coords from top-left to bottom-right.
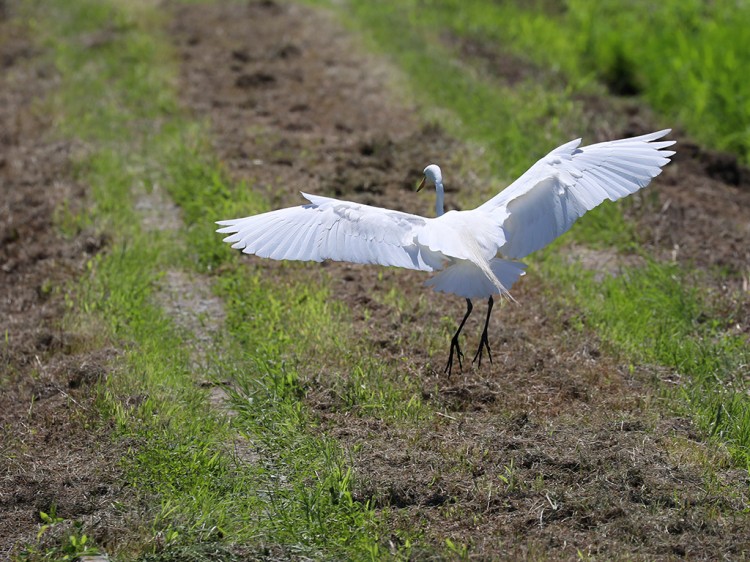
[[28, 0, 430, 558], [311, 0, 750, 465], [343, 0, 750, 162]]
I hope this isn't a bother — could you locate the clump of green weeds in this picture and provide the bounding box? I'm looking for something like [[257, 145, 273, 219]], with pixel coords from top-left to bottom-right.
[[17, 506, 99, 562]]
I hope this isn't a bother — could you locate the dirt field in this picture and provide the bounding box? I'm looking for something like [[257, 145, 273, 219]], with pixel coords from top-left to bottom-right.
[[2, 0, 750, 559]]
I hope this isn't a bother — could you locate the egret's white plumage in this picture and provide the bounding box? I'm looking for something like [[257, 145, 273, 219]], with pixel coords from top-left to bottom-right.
[[218, 129, 675, 373]]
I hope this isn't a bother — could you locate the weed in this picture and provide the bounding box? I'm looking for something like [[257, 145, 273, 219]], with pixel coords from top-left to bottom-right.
[[497, 459, 521, 493], [444, 537, 469, 559], [36, 507, 64, 539], [18, 508, 99, 562]]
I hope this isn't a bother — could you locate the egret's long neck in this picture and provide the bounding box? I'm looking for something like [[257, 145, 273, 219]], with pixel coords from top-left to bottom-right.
[[435, 180, 445, 217]]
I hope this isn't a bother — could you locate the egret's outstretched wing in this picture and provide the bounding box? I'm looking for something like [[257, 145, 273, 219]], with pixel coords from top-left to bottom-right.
[[479, 129, 675, 259], [217, 193, 435, 271]]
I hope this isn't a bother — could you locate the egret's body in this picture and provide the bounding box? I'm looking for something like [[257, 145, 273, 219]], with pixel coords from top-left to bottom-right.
[[218, 130, 675, 373]]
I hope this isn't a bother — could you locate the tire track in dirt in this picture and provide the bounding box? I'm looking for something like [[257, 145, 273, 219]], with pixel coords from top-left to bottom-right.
[[170, 1, 750, 558], [153, 268, 261, 462], [135, 145, 260, 465]]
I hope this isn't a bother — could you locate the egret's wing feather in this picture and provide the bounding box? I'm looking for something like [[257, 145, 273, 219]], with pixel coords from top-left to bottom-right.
[[217, 193, 434, 271], [478, 129, 675, 259]]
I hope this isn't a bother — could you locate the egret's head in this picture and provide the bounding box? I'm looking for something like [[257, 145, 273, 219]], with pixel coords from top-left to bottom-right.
[[417, 164, 443, 192]]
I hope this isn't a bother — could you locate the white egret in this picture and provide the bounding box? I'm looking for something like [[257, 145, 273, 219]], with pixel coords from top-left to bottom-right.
[[217, 130, 675, 374]]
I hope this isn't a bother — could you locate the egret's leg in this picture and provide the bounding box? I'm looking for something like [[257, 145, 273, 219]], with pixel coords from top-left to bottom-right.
[[472, 296, 494, 367], [445, 299, 473, 376]]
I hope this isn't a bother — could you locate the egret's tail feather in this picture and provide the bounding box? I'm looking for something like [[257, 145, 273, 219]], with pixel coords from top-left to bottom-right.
[[490, 258, 527, 301], [425, 258, 526, 300]]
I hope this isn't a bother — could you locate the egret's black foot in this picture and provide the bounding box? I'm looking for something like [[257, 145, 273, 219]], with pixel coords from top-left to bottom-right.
[[472, 331, 493, 367], [444, 336, 464, 376]]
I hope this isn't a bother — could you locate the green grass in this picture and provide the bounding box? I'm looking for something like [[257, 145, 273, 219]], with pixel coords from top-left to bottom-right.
[[563, 0, 750, 161], [353, 0, 750, 162]]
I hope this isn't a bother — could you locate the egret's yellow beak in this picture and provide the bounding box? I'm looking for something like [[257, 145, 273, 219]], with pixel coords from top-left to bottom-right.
[[417, 176, 427, 192]]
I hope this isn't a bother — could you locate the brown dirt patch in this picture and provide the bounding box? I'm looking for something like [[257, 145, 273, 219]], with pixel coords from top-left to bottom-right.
[[0, 6, 127, 557], [171, 0, 750, 558]]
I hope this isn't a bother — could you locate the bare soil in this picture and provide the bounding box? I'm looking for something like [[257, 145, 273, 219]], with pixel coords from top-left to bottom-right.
[[2, 0, 749, 559]]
